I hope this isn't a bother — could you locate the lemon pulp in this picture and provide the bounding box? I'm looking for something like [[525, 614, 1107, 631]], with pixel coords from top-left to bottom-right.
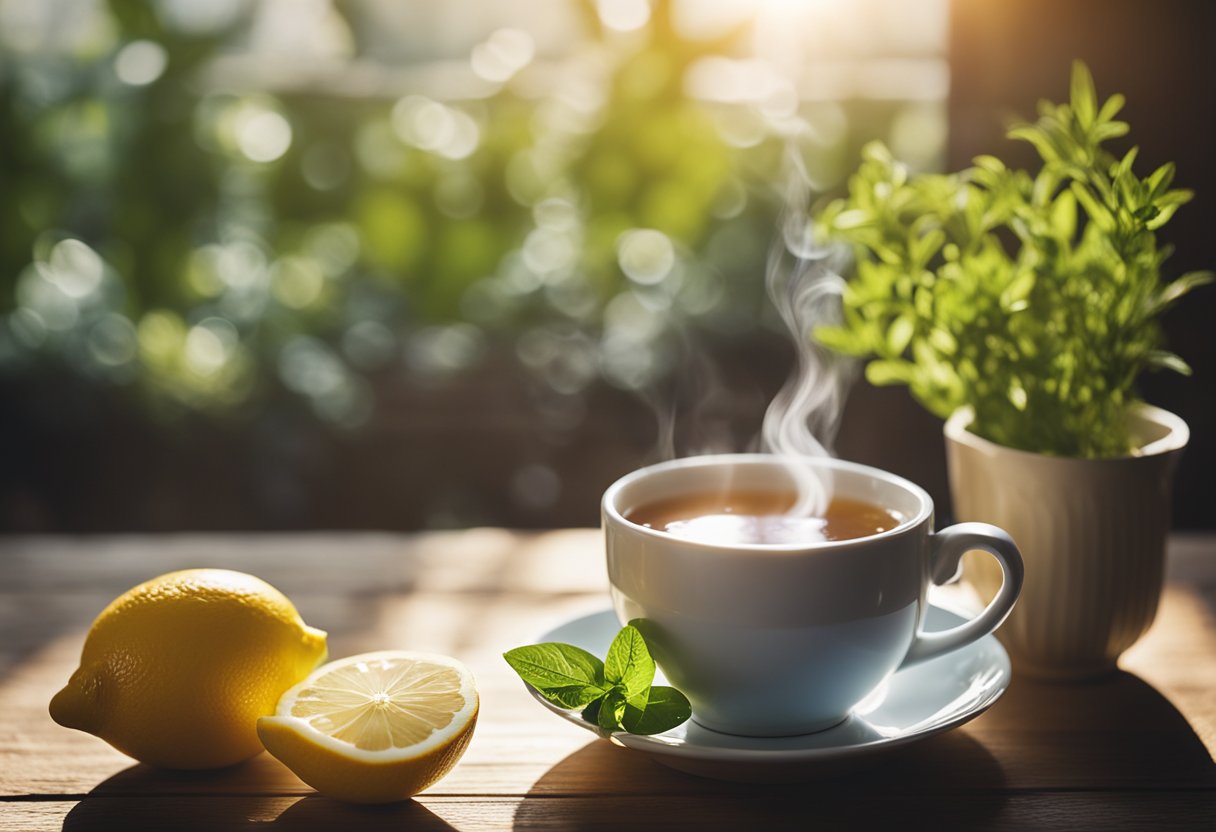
[[258, 651, 478, 803]]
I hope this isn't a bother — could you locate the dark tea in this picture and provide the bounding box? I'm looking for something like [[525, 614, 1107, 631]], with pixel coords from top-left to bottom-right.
[[625, 490, 903, 545]]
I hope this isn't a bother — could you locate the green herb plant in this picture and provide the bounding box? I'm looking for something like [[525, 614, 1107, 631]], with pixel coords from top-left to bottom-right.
[[814, 61, 1211, 457], [504, 623, 691, 735]]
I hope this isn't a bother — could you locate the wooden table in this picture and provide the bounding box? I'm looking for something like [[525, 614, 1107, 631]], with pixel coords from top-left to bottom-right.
[[2, 531, 1214, 830]]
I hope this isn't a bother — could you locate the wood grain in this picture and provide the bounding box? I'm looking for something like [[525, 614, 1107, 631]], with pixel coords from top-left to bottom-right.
[[1, 531, 1213, 830]]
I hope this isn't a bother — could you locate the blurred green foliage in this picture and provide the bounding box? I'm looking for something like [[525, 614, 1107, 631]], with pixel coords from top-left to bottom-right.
[[0, 0, 929, 429], [815, 62, 1211, 457]]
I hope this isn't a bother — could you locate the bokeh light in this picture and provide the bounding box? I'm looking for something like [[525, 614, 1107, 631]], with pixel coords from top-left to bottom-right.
[[234, 105, 293, 163], [598, 0, 652, 33], [114, 40, 168, 86], [0, 0, 952, 527], [471, 28, 535, 83]]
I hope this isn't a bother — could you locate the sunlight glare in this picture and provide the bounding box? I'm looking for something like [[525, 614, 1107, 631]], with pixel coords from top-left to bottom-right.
[[235, 107, 292, 163], [596, 0, 650, 33]]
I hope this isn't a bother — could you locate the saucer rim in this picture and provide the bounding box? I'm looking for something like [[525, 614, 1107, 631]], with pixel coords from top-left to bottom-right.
[[524, 601, 1011, 764]]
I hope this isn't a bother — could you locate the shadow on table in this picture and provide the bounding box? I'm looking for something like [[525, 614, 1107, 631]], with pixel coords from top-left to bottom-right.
[[513, 729, 1008, 830], [514, 668, 1216, 830], [976, 668, 1216, 787], [60, 763, 457, 832], [270, 795, 457, 832], [65, 754, 292, 797]]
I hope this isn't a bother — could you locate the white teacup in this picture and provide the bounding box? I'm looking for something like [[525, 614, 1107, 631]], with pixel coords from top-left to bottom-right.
[[602, 454, 1023, 737]]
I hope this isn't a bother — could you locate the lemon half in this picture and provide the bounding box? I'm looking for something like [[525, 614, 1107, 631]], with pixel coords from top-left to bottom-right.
[[257, 651, 478, 803]]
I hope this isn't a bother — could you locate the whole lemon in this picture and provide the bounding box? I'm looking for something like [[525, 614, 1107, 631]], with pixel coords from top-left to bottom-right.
[[50, 569, 327, 769]]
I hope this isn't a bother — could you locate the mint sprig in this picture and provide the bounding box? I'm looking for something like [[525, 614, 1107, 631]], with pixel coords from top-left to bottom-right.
[[504, 622, 691, 735]]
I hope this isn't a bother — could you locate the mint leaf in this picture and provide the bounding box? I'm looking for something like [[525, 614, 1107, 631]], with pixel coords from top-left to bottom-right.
[[503, 643, 605, 692], [537, 684, 612, 709], [597, 689, 626, 734], [622, 686, 692, 735], [506, 624, 693, 737], [603, 624, 655, 710]]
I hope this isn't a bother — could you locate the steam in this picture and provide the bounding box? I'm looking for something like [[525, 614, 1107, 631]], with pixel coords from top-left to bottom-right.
[[636, 150, 854, 521], [761, 155, 855, 516], [643, 327, 752, 462]]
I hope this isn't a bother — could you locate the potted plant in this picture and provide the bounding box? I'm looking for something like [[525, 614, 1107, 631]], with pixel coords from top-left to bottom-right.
[[813, 62, 1210, 679]]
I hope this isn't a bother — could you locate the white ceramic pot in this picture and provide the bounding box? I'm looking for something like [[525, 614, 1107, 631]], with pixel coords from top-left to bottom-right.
[[944, 404, 1188, 680]]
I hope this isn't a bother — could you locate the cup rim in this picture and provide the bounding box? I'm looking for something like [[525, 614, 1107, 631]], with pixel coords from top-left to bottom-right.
[[601, 453, 933, 552]]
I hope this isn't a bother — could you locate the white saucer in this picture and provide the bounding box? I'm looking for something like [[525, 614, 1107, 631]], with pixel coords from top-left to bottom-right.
[[527, 603, 1011, 782]]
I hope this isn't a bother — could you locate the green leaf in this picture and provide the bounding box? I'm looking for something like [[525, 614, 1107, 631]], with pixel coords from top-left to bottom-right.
[[622, 687, 693, 735], [886, 315, 915, 354], [1049, 189, 1077, 241], [1097, 92, 1125, 123], [865, 359, 914, 386], [861, 140, 894, 165], [1070, 181, 1115, 232], [1144, 350, 1192, 376], [813, 324, 864, 355], [535, 684, 612, 709], [1093, 120, 1129, 141], [597, 690, 626, 734], [1154, 271, 1214, 311], [604, 624, 655, 709], [1154, 188, 1194, 209], [1000, 271, 1036, 310], [1114, 146, 1139, 180], [1008, 125, 1059, 163], [972, 154, 1006, 174], [910, 228, 945, 269], [1145, 189, 1193, 229], [831, 209, 870, 230], [510, 625, 694, 736], [1145, 163, 1175, 199], [504, 643, 606, 693], [1070, 60, 1097, 127], [928, 327, 957, 355]]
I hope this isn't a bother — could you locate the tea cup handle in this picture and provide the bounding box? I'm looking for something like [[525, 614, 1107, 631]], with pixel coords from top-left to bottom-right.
[[901, 522, 1024, 667]]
